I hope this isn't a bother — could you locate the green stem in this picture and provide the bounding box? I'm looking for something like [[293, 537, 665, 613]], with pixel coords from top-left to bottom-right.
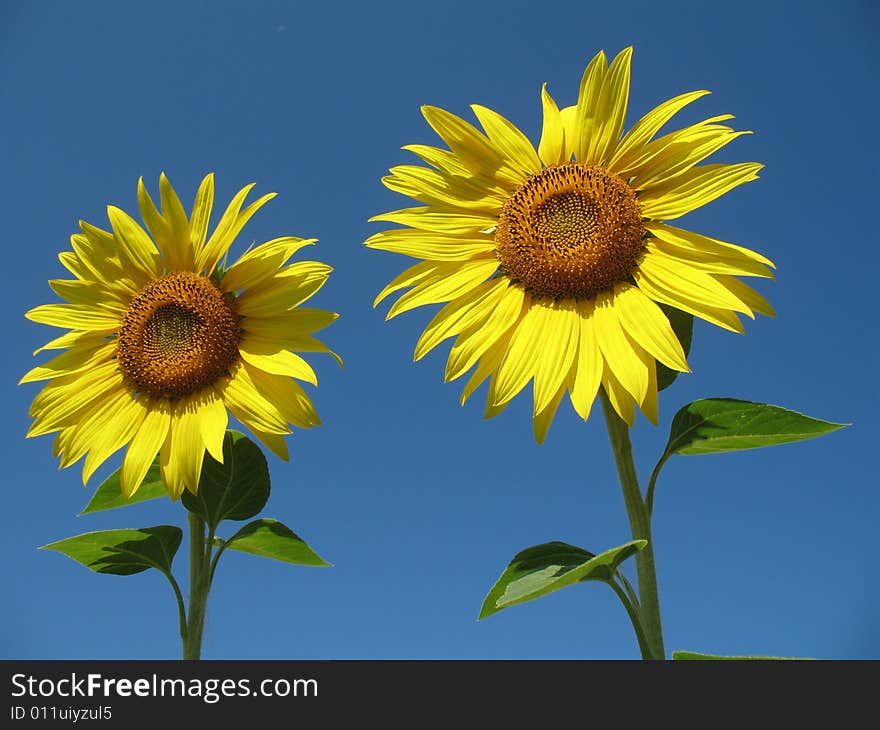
[[599, 389, 666, 660], [182, 513, 210, 660], [608, 580, 652, 660]]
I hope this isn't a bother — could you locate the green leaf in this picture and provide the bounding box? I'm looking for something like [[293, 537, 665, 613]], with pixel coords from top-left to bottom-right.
[[673, 651, 808, 660], [656, 305, 693, 392], [662, 398, 847, 458], [479, 540, 646, 620], [223, 518, 331, 566], [41, 526, 182, 576], [181, 431, 270, 529], [80, 460, 167, 514]]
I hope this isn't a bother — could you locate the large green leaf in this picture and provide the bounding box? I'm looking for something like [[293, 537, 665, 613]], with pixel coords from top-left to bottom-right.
[[41, 526, 182, 576], [479, 540, 646, 620], [662, 399, 846, 458], [656, 305, 693, 392], [80, 460, 167, 514], [181, 431, 270, 529], [222, 519, 331, 566], [673, 651, 806, 660]]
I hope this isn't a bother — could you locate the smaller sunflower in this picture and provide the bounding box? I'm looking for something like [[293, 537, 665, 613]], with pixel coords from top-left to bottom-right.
[[368, 47, 774, 441], [22, 174, 339, 498]]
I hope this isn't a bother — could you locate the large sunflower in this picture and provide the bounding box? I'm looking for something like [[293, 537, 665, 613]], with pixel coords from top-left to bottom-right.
[[22, 174, 338, 498], [368, 47, 774, 441]]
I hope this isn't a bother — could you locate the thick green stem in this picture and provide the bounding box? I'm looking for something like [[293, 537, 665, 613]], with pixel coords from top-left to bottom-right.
[[182, 513, 210, 660], [599, 390, 666, 660]]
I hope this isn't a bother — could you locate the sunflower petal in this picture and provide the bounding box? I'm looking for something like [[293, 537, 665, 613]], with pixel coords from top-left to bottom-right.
[[538, 84, 566, 166], [573, 50, 608, 161], [639, 162, 763, 219], [414, 278, 508, 361], [569, 300, 602, 420], [446, 285, 526, 381], [471, 104, 542, 175], [533, 383, 566, 444], [386, 259, 498, 319], [608, 90, 710, 171], [532, 299, 579, 416], [189, 173, 215, 254], [613, 283, 689, 372], [592, 291, 648, 404], [589, 46, 632, 165], [121, 400, 171, 497]]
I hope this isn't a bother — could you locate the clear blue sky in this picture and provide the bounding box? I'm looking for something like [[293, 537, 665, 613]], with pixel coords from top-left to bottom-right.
[[2, 0, 876, 659]]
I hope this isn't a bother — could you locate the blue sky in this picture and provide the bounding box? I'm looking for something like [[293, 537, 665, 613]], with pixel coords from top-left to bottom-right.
[[1, 0, 876, 659]]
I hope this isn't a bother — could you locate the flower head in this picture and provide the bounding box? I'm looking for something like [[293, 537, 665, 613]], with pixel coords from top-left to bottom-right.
[[368, 47, 774, 441], [22, 174, 339, 498]]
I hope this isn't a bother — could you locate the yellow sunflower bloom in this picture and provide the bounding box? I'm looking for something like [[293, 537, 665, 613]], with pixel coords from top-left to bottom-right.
[[368, 47, 774, 442], [22, 174, 339, 499]]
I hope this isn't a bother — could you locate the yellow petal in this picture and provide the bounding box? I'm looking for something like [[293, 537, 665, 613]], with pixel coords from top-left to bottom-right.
[[159, 173, 194, 271], [533, 383, 566, 444], [446, 284, 526, 381], [246, 365, 321, 429], [20, 340, 114, 384], [121, 400, 171, 497], [373, 261, 442, 308], [81, 393, 147, 484], [492, 302, 548, 406], [460, 333, 510, 405], [25, 303, 120, 332], [198, 183, 277, 275], [613, 283, 689, 372], [137, 177, 173, 259], [222, 237, 316, 292], [532, 299, 579, 416], [602, 369, 636, 426], [421, 105, 524, 187], [382, 165, 506, 212], [713, 276, 776, 317], [589, 46, 632, 165], [592, 291, 648, 404], [569, 299, 602, 421], [243, 308, 338, 340], [196, 387, 228, 464], [414, 278, 508, 361], [646, 222, 775, 269], [369, 207, 498, 234], [239, 335, 319, 384], [220, 362, 290, 435], [608, 90, 711, 172], [639, 162, 763, 220], [365, 228, 496, 262], [471, 104, 542, 175], [162, 396, 207, 496], [386, 258, 498, 319], [235, 261, 332, 317], [638, 252, 753, 313], [634, 269, 745, 333], [538, 84, 566, 166], [637, 344, 659, 426], [189, 173, 215, 255], [248, 428, 290, 461], [106, 205, 161, 279], [633, 130, 752, 191], [573, 50, 608, 161]]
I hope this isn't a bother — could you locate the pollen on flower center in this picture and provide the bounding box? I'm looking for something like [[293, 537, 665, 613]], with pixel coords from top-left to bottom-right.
[[116, 271, 241, 399], [495, 164, 646, 299]]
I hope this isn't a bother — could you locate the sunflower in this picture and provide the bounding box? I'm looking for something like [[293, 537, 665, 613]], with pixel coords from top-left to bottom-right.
[[22, 174, 338, 498], [368, 47, 774, 441]]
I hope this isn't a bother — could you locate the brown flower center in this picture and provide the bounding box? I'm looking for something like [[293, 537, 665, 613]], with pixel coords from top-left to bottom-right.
[[495, 163, 646, 299], [116, 272, 241, 399]]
